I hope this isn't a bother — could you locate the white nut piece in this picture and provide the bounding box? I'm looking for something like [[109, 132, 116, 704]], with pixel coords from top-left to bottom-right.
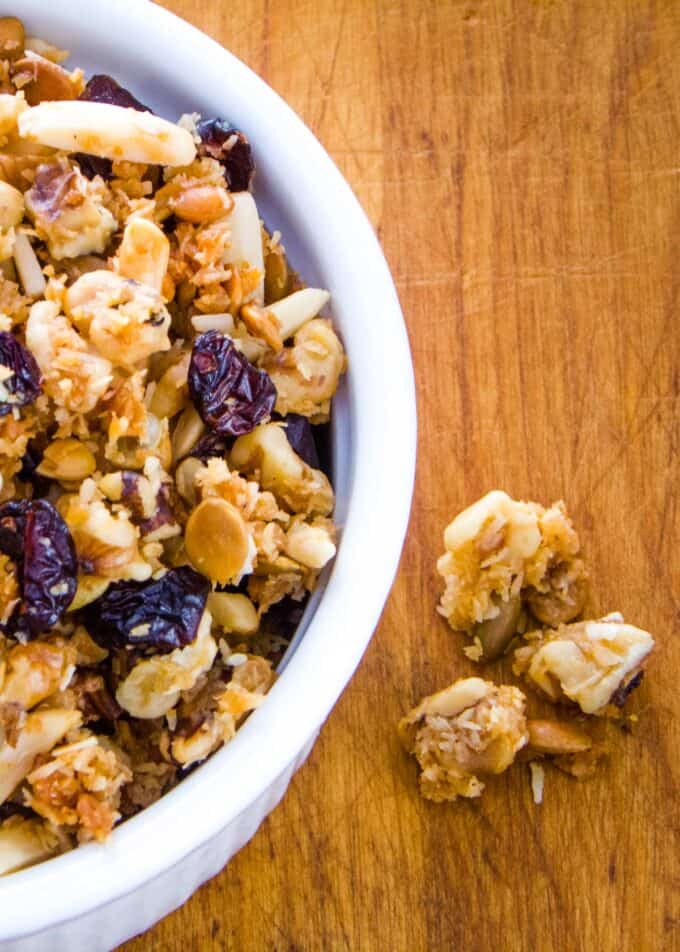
[[0, 91, 27, 136], [18, 100, 197, 166], [12, 231, 45, 297], [35, 437, 96, 482], [207, 591, 258, 635], [115, 217, 169, 294], [115, 609, 217, 719], [0, 180, 24, 229], [231, 422, 334, 516], [284, 522, 336, 569], [223, 191, 264, 303], [171, 404, 206, 462], [513, 614, 655, 715], [0, 817, 64, 875], [268, 287, 330, 341], [0, 708, 82, 804]]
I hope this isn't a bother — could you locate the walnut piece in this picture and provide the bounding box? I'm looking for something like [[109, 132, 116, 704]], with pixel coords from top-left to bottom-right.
[[398, 677, 528, 802], [513, 612, 654, 715], [437, 491, 587, 659]]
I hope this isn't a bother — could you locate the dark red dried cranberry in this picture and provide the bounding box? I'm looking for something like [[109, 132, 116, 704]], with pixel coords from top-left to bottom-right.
[[0, 499, 77, 638], [261, 594, 307, 640], [0, 801, 36, 821], [81, 566, 209, 653], [0, 332, 42, 417], [279, 414, 320, 469], [190, 431, 233, 462], [196, 118, 254, 191], [188, 331, 277, 437], [80, 74, 151, 112], [76, 74, 151, 179]]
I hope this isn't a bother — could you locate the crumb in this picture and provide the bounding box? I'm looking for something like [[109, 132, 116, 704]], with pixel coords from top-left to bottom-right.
[[529, 762, 544, 804]]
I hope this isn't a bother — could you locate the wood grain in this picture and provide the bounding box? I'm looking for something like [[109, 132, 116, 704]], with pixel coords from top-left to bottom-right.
[[124, 2, 679, 949]]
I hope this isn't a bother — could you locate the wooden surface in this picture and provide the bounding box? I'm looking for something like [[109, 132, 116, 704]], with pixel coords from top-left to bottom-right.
[[125, 2, 679, 950]]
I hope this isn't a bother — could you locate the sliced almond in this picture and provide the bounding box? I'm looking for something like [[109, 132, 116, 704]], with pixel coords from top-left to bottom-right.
[[18, 100, 197, 166], [527, 719, 592, 755], [268, 287, 330, 341], [223, 192, 264, 302], [185, 498, 250, 585]]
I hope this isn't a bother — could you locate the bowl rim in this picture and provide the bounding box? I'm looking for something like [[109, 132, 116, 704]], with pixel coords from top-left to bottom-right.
[[0, 0, 417, 938]]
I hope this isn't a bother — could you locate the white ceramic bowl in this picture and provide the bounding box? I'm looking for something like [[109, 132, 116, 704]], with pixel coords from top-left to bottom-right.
[[0, 2, 416, 949]]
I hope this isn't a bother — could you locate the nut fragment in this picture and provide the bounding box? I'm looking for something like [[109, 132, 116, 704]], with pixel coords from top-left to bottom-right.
[[267, 287, 330, 341], [18, 100, 197, 166], [12, 53, 78, 106], [115, 218, 169, 294], [0, 181, 24, 230], [174, 456, 203, 506], [513, 613, 655, 715], [230, 422, 333, 516], [284, 521, 336, 569], [526, 719, 592, 755], [240, 302, 283, 352], [471, 594, 521, 661], [149, 351, 189, 419], [0, 17, 25, 60], [223, 192, 264, 302], [207, 591, 258, 635], [172, 184, 232, 224], [36, 438, 96, 482], [185, 497, 251, 585], [171, 404, 206, 462], [264, 243, 289, 304], [0, 817, 65, 875]]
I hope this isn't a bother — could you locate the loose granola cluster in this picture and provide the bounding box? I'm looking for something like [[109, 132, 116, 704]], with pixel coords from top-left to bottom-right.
[[0, 18, 344, 874], [400, 492, 655, 803]]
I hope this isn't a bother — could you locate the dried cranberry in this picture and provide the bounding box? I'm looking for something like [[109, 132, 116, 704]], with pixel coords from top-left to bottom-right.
[[76, 74, 151, 179], [0, 802, 36, 821], [0, 332, 42, 417], [80, 74, 151, 112], [188, 331, 276, 437], [190, 431, 232, 462], [0, 499, 77, 638], [196, 118, 254, 191], [82, 566, 209, 653], [279, 414, 320, 469], [262, 594, 307, 640]]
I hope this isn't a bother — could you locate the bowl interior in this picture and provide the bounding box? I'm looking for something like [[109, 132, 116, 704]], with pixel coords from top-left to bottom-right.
[[0, 0, 416, 939]]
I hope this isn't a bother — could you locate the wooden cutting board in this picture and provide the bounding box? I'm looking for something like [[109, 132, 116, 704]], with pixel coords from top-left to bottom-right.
[[124, 2, 679, 949]]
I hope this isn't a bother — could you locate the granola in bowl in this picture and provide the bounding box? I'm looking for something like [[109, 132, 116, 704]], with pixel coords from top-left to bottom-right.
[[0, 16, 345, 874]]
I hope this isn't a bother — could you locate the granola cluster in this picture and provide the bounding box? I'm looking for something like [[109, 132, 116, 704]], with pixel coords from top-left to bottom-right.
[[0, 17, 344, 874], [400, 492, 655, 802]]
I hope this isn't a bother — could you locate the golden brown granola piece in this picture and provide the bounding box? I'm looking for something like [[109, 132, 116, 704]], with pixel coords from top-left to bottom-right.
[[437, 491, 588, 659], [25, 159, 116, 260], [171, 654, 274, 767], [513, 613, 654, 715], [398, 677, 528, 802], [25, 730, 132, 843]]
